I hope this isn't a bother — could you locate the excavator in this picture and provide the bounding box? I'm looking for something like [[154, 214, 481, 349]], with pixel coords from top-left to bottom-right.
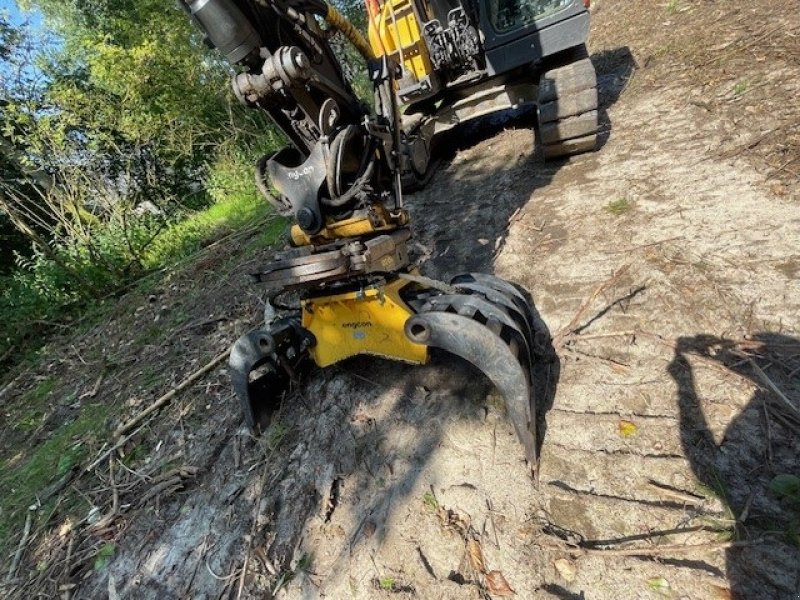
[[180, 0, 598, 470]]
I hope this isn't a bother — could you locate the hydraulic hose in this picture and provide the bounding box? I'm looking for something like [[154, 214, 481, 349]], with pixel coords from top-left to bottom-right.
[[323, 4, 375, 61]]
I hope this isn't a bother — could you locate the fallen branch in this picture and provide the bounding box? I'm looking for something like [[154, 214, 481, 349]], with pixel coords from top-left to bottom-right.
[[5, 510, 33, 584], [542, 538, 765, 557], [748, 359, 800, 420], [136, 477, 184, 507], [569, 331, 637, 342], [554, 264, 631, 347], [113, 350, 228, 439], [79, 372, 105, 400]]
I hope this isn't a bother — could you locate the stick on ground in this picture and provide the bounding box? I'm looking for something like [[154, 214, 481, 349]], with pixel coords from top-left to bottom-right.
[[112, 350, 228, 439]]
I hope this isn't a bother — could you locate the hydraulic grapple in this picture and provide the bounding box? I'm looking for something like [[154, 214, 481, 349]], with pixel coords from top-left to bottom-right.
[[180, 0, 587, 470]]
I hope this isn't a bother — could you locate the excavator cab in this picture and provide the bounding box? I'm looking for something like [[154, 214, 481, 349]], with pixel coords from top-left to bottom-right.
[[367, 0, 598, 162]]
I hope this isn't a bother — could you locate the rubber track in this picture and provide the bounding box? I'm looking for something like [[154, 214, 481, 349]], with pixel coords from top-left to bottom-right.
[[538, 56, 599, 159]]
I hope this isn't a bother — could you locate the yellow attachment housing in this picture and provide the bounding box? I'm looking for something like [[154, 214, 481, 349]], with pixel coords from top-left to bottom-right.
[[367, 0, 433, 85], [290, 207, 409, 246], [302, 277, 428, 367]]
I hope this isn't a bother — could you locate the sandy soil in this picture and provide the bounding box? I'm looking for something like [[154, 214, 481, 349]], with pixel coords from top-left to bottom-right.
[[2, 1, 799, 599]]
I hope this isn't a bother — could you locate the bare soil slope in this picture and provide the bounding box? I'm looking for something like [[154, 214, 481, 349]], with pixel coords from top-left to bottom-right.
[[2, 1, 799, 599]]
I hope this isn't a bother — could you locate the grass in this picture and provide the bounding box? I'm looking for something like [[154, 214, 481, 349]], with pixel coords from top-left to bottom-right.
[[0, 401, 112, 553], [138, 365, 164, 390], [144, 190, 273, 270], [733, 80, 750, 96], [11, 377, 57, 431], [605, 197, 633, 216], [379, 576, 396, 591]]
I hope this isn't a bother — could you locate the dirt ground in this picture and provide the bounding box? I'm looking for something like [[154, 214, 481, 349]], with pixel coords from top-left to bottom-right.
[[2, 1, 799, 599]]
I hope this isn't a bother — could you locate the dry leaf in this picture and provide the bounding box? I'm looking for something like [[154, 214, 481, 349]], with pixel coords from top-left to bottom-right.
[[466, 539, 486, 573], [436, 506, 471, 535], [618, 419, 638, 437], [485, 570, 515, 596], [710, 585, 732, 599], [553, 557, 576, 582]]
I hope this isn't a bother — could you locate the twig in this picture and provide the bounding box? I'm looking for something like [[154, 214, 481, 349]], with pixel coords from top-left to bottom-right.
[[79, 372, 105, 400], [748, 358, 800, 420], [5, 510, 33, 584], [0, 345, 13, 365], [237, 446, 272, 600], [645, 480, 705, 506], [542, 538, 764, 557], [555, 264, 631, 346], [110, 457, 120, 512], [113, 350, 228, 439], [84, 421, 150, 474], [571, 330, 636, 341], [61, 533, 75, 600]]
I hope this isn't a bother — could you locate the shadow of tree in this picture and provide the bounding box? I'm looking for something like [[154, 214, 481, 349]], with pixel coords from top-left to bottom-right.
[[668, 333, 800, 599]]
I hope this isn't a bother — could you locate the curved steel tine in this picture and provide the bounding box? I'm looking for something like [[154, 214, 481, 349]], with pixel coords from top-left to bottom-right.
[[405, 311, 537, 468], [421, 293, 533, 368], [229, 329, 290, 432]]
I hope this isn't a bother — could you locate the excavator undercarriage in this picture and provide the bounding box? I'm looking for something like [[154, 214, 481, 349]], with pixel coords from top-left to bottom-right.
[[180, 0, 596, 471]]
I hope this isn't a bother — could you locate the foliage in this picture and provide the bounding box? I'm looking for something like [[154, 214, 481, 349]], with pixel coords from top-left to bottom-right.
[[605, 197, 633, 216], [93, 542, 116, 571], [770, 474, 800, 506], [0, 0, 289, 362]]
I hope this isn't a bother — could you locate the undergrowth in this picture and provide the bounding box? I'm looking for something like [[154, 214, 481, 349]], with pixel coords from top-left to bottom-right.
[[0, 144, 279, 364], [0, 401, 112, 554]]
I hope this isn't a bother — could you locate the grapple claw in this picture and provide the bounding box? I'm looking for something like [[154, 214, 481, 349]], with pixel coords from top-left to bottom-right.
[[229, 319, 313, 432], [405, 310, 538, 466]]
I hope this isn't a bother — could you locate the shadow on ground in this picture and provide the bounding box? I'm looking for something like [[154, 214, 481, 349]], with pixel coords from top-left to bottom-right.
[[668, 333, 800, 598], [75, 46, 637, 599]]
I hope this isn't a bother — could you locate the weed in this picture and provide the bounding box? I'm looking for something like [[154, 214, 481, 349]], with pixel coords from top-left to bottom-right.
[[271, 552, 313, 594], [121, 443, 148, 467], [295, 552, 313, 572], [422, 491, 439, 512], [770, 474, 800, 507], [379, 576, 396, 591], [605, 197, 633, 216], [733, 80, 749, 96], [139, 366, 164, 390], [55, 442, 84, 478], [267, 422, 288, 451], [665, 0, 679, 14], [93, 542, 116, 571], [133, 324, 165, 348]]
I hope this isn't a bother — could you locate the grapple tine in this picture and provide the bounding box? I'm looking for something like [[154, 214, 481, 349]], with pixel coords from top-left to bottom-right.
[[421, 293, 533, 369], [229, 319, 313, 432], [405, 311, 537, 467], [449, 280, 535, 343]]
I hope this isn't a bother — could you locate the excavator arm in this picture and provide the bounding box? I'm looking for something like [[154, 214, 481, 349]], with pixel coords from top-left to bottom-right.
[[181, 0, 542, 471]]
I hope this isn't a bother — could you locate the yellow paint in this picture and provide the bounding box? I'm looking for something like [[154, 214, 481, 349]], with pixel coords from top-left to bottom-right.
[[290, 208, 409, 246], [302, 278, 428, 367], [368, 0, 433, 85]]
